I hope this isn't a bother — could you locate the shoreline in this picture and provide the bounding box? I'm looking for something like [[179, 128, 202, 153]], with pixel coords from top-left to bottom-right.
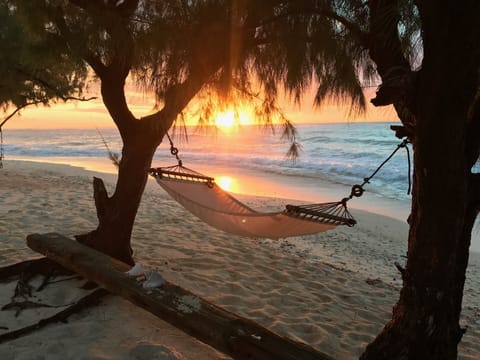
[[1, 159, 479, 359], [8, 154, 412, 219], [8, 155, 480, 254]]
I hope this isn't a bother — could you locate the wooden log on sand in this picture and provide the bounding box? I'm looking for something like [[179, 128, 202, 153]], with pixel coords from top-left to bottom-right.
[[27, 233, 334, 360]]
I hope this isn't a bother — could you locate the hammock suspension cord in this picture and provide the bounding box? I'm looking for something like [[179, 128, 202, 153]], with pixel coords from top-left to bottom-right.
[[165, 132, 183, 166], [154, 132, 215, 186], [341, 137, 411, 206], [150, 133, 411, 229]]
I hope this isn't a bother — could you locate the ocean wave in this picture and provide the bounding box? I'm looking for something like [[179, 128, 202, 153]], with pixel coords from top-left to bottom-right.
[[3, 123, 410, 201]]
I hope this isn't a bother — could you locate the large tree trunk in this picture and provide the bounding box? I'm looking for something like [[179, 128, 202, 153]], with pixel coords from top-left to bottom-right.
[[361, 81, 471, 360], [361, 2, 480, 358], [74, 62, 217, 265], [76, 123, 162, 266]]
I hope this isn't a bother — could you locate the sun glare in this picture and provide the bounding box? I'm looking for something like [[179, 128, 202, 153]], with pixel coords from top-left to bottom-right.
[[214, 108, 253, 130], [217, 176, 235, 192], [215, 111, 236, 128]]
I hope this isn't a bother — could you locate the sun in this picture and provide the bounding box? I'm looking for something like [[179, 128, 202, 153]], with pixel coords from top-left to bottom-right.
[[214, 108, 254, 130], [215, 110, 236, 128]]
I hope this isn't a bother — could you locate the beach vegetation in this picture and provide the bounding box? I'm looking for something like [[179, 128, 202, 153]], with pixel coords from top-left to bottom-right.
[[1, 1, 480, 360], [0, 0, 92, 128]]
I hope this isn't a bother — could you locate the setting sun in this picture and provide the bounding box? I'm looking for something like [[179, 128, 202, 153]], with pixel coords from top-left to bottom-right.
[[215, 111, 236, 128], [214, 108, 254, 130]]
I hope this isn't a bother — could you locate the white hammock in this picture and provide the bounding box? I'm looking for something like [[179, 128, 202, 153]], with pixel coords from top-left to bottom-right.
[[150, 165, 355, 240]]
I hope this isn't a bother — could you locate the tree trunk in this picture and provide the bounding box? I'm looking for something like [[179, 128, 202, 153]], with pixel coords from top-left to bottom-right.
[[361, 90, 471, 360], [361, 2, 480, 358], [76, 123, 162, 266]]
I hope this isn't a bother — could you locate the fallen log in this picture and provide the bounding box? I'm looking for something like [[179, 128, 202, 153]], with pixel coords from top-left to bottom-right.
[[27, 232, 334, 360]]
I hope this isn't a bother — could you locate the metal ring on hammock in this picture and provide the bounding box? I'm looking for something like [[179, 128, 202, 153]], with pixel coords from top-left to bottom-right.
[[351, 184, 364, 197], [170, 147, 179, 156]]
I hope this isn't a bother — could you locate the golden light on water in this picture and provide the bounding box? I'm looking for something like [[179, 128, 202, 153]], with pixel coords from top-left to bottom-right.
[[216, 176, 235, 192]]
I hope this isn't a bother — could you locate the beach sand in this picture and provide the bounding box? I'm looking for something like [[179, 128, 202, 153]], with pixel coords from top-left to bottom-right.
[[0, 160, 479, 359]]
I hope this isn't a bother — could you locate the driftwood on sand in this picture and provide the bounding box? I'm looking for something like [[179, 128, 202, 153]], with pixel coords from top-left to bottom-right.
[[27, 232, 334, 360], [0, 257, 109, 344]]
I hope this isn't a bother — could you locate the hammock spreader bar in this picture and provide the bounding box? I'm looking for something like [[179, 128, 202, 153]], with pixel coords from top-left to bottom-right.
[[150, 165, 214, 185], [285, 202, 356, 227]]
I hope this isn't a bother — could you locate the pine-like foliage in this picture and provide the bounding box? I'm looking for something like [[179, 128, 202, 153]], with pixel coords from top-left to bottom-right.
[[0, 0, 87, 113], [1, 1, 420, 139]]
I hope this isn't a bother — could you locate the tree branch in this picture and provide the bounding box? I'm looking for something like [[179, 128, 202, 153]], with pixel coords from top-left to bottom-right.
[[1, 94, 96, 130], [55, 2, 138, 135], [0, 102, 42, 129], [300, 7, 368, 46], [140, 20, 231, 137], [53, 6, 107, 77], [140, 71, 208, 137], [250, 5, 369, 48], [14, 67, 96, 101], [367, 0, 415, 137]]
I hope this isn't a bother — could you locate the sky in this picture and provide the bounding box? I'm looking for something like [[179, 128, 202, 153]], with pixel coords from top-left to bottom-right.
[[4, 85, 398, 130]]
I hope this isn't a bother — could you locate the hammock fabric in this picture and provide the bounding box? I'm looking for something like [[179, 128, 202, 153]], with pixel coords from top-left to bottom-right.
[[149, 165, 356, 240]]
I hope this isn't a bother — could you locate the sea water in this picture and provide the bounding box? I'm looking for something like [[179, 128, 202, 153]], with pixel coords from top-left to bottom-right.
[[2, 122, 411, 199], [3, 122, 480, 252]]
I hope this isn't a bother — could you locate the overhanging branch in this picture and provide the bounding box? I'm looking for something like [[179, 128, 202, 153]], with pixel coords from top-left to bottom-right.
[[0, 95, 96, 131], [0, 102, 42, 130], [250, 5, 368, 48], [367, 0, 415, 137], [53, 6, 107, 77], [140, 72, 207, 136]]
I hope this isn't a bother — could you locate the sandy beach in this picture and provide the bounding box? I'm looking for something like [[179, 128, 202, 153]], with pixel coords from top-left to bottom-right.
[[0, 159, 479, 359]]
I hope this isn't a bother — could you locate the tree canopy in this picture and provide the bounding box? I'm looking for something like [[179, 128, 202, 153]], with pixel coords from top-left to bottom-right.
[[2, 1, 480, 359], [2, 0, 386, 129], [0, 0, 87, 122]]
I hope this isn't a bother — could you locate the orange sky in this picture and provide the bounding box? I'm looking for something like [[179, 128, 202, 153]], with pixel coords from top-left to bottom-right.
[[4, 86, 398, 130]]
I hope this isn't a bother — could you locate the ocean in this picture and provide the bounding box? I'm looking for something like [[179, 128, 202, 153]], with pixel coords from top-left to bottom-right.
[[2, 122, 411, 198], [2, 122, 411, 212], [3, 121, 480, 252]]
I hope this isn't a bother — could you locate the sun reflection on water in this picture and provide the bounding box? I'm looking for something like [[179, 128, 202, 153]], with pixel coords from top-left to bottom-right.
[[216, 176, 236, 192]]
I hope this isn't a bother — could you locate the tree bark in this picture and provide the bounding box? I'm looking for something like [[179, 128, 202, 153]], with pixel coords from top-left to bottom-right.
[[75, 129, 159, 266], [75, 66, 222, 265], [361, 1, 480, 358], [361, 78, 470, 360]]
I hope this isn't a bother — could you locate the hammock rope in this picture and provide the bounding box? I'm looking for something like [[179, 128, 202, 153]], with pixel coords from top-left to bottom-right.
[[285, 138, 410, 226], [149, 133, 411, 237], [341, 138, 411, 202]]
